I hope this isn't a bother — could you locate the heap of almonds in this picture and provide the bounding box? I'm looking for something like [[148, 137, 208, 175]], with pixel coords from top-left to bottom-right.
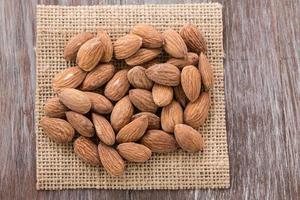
[[40, 24, 213, 176]]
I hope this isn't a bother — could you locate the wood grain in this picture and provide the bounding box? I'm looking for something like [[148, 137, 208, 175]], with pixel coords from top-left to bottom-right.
[[0, 0, 299, 199]]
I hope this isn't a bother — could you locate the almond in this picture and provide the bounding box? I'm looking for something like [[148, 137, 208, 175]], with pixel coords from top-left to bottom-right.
[[199, 53, 214, 91], [58, 88, 91, 114], [173, 85, 188, 108], [98, 142, 125, 176], [161, 100, 183, 133], [66, 111, 95, 137], [104, 69, 130, 101], [145, 63, 180, 86], [142, 59, 161, 68], [117, 142, 151, 162], [184, 92, 211, 129], [179, 24, 207, 53], [162, 28, 187, 58], [166, 52, 199, 69], [40, 117, 75, 143], [84, 92, 113, 114], [92, 113, 115, 145], [97, 29, 113, 63], [130, 24, 164, 48], [127, 66, 153, 90], [81, 63, 115, 91], [113, 34, 142, 59], [74, 136, 100, 166], [152, 83, 173, 107], [44, 97, 68, 118], [116, 116, 148, 143], [76, 37, 104, 71], [52, 66, 86, 92], [128, 89, 158, 113], [181, 65, 201, 102], [141, 130, 177, 153], [125, 48, 161, 66], [64, 32, 93, 61], [174, 124, 204, 152], [131, 112, 160, 130], [110, 96, 134, 132]]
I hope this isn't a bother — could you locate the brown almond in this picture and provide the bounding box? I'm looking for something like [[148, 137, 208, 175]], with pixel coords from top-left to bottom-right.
[[117, 142, 151, 162], [141, 130, 178, 153], [142, 59, 161, 68], [84, 92, 113, 114], [131, 112, 160, 130], [66, 111, 95, 137], [199, 53, 214, 91], [97, 29, 113, 63], [162, 28, 187, 58], [128, 89, 158, 113], [152, 83, 173, 107], [173, 85, 188, 108], [44, 97, 68, 118], [166, 52, 199, 69], [113, 34, 142, 59], [161, 100, 183, 133], [74, 136, 100, 166], [179, 24, 207, 53], [92, 113, 115, 145], [58, 88, 91, 114], [40, 117, 75, 143], [125, 48, 161, 66], [131, 24, 164, 48], [174, 124, 204, 152], [127, 66, 153, 90], [145, 63, 181, 86], [181, 65, 201, 102]]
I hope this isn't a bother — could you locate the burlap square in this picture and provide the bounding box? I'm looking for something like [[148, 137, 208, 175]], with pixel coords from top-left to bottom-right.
[[35, 3, 229, 190]]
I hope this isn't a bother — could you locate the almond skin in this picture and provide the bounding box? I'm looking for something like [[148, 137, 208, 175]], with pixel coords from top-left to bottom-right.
[[116, 116, 148, 143], [52, 66, 86, 92], [173, 85, 188, 108], [127, 66, 153, 90], [81, 63, 115, 91], [130, 24, 164, 48], [66, 111, 95, 137], [40, 117, 75, 143], [114, 34, 142, 59], [166, 52, 199, 69], [128, 89, 158, 113], [104, 69, 130, 101], [44, 97, 68, 118], [152, 83, 173, 107], [199, 53, 214, 91], [142, 59, 161, 68], [179, 24, 207, 53], [110, 96, 134, 132], [92, 113, 115, 145], [98, 142, 125, 176], [131, 112, 160, 130], [76, 37, 104, 72], [125, 48, 161, 66], [74, 136, 100, 166], [161, 100, 183, 133], [97, 29, 113, 63], [117, 142, 152, 162], [58, 88, 91, 114], [141, 130, 178, 153], [84, 92, 113, 114], [181, 65, 201, 102], [184, 92, 211, 129], [145, 63, 181, 86], [64, 32, 93, 61], [162, 28, 187, 58], [174, 124, 204, 152]]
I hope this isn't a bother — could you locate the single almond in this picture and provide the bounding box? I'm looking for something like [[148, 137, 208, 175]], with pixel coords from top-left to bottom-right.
[[184, 92, 211, 129], [199, 53, 214, 91], [52, 66, 86, 92], [173, 85, 188, 108], [125, 48, 161, 66], [116, 116, 148, 143], [166, 52, 199, 69], [145, 63, 181, 86], [64, 32, 93, 61], [97, 29, 113, 63], [40, 117, 75, 143], [174, 124, 204, 152], [152, 83, 173, 107], [130, 24, 164, 48], [131, 112, 160, 130], [74, 136, 100, 166], [128, 89, 158, 113], [161, 100, 183, 133], [58, 88, 91, 114], [98, 142, 125, 176], [117, 142, 152, 162], [66, 111, 95, 137], [141, 130, 178, 153], [92, 113, 115, 145], [113, 34, 142, 59], [76, 37, 104, 71], [81, 63, 115, 91], [179, 24, 207, 53], [104, 69, 130, 101], [84, 92, 113, 114], [44, 97, 68, 118], [162, 28, 187, 58], [181, 65, 201, 102], [127, 66, 153, 90]]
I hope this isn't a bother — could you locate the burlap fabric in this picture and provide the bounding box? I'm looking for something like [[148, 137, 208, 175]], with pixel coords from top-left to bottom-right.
[[35, 3, 229, 190]]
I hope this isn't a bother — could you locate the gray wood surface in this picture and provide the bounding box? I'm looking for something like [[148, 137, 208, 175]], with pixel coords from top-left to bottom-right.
[[0, 0, 299, 199]]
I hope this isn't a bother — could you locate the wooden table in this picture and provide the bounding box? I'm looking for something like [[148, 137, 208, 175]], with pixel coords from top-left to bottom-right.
[[0, 0, 299, 199]]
